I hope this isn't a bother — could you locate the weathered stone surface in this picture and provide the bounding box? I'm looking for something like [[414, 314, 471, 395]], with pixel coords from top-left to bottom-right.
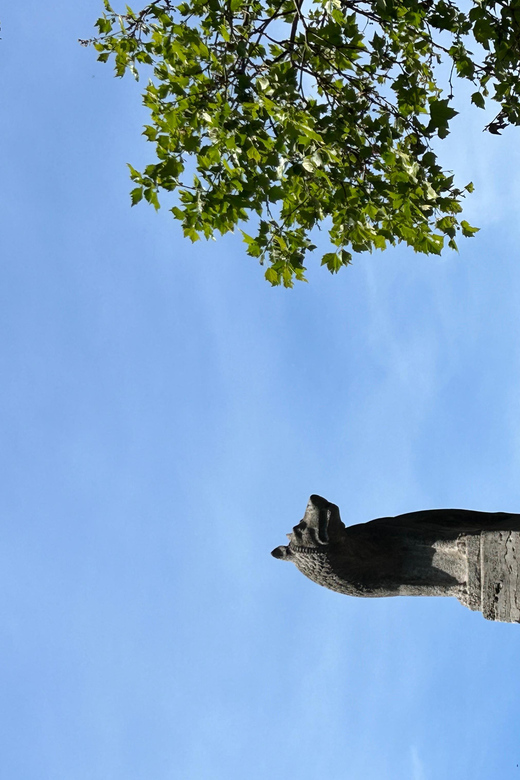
[[462, 531, 520, 622], [272, 495, 520, 622]]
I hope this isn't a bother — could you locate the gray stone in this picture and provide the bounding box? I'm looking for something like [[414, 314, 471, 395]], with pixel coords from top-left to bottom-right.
[[272, 495, 520, 622]]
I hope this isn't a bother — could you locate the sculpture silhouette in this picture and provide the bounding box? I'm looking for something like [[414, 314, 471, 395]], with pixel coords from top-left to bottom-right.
[[272, 495, 520, 622]]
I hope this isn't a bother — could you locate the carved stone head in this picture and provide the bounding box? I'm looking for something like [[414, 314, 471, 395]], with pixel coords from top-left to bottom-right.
[[271, 494, 359, 594], [271, 494, 345, 560]]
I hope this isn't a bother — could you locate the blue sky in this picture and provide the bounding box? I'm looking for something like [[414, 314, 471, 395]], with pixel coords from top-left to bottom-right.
[[2, 2, 520, 779]]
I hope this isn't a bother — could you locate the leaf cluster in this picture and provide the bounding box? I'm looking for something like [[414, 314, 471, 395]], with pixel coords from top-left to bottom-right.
[[87, 0, 520, 284]]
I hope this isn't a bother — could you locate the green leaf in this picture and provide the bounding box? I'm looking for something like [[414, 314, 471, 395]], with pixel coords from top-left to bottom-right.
[[184, 227, 200, 242], [240, 230, 255, 245], [460, 220, 479, 236], [428, 99, 458, 139], [321, 252, 343, 273], [95, 17, 113, 34], [144, 187, 160, 210], [130, 187, 143, 205], [265, 267, 280, 285], [471, 92, 485, 109]]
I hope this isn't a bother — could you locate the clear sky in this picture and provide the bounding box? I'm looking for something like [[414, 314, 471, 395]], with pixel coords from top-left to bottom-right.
[[2, 3, 520, 779]]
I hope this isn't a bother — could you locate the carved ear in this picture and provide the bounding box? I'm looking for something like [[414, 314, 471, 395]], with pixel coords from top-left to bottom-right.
[[271, 545, 292, 560], [304, 495, 332, 543], [307, 495, 343, 541]]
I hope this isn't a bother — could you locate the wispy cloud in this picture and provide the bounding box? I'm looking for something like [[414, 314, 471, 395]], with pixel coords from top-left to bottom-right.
[[410, 746, 428, 780]]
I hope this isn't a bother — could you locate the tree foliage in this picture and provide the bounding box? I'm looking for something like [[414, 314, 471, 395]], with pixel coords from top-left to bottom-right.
[[86, 0, 520, 285]]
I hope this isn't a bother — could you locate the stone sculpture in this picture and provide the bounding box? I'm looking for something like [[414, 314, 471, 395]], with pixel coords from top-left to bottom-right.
[[272, 494, 520, 622]]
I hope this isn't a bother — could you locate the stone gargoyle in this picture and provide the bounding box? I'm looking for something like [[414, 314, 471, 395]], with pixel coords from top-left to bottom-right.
[[272, 494, 520, 622]]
